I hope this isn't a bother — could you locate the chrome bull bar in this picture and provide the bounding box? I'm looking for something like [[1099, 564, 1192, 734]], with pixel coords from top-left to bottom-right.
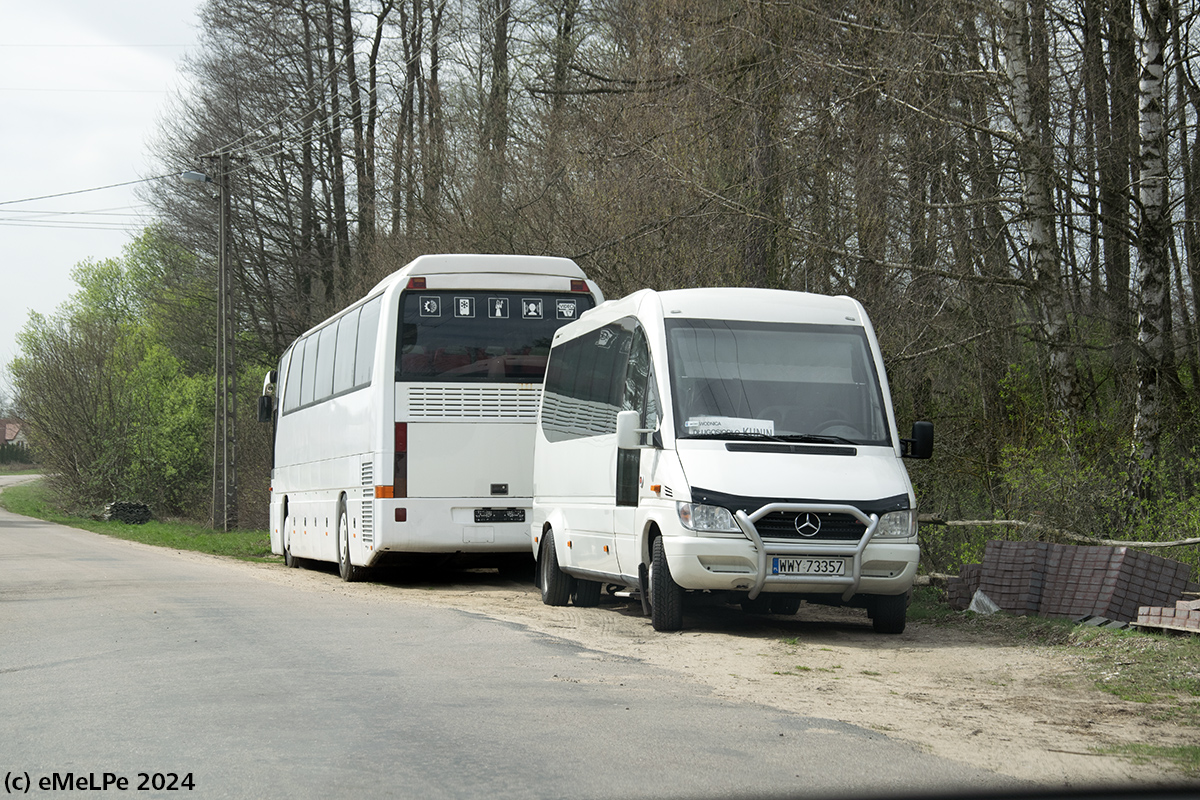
[[733, 504, 880, 602]]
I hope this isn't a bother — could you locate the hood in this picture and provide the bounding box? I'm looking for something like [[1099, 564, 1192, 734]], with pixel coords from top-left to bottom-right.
[[676, 440, 913, 509]]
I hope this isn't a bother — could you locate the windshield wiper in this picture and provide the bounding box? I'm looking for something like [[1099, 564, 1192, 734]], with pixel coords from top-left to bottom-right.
[[686, 431, 794, 444], [774, 433, 859, 445]]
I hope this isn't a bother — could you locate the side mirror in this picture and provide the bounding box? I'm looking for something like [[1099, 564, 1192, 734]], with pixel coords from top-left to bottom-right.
[[257, 394, 274, 424], [258, 370, 278, 424], [902, 421, 933, 459], [616, 410, 640, 450]]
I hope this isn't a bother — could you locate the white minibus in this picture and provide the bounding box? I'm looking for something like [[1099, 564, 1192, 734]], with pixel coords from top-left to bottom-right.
[[531, 287, 932, 632], [260, 254, 603, 580]]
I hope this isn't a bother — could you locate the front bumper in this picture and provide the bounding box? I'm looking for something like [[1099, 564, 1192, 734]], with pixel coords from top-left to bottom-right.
[[664, 503, 919, 600]]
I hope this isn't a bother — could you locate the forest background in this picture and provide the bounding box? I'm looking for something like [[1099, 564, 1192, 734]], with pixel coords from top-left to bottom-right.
[[7, 0, 1200, 575]]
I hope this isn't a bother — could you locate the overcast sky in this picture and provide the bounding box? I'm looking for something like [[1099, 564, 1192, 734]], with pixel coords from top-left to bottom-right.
[[0, 0, 203, 399]]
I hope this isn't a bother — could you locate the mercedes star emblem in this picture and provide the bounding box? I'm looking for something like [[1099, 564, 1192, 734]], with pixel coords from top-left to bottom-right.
[[795, 512, 822, 537]]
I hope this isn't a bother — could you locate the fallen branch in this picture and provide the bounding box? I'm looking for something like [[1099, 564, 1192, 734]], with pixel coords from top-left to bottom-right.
[[919, 515, 1200, 549]]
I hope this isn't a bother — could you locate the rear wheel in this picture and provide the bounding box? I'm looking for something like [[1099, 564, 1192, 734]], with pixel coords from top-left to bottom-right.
[[871, 593, 907, 634], [539, 531, 574, 606], [649, 537, 684, 632], [337, 502, 365, 583]]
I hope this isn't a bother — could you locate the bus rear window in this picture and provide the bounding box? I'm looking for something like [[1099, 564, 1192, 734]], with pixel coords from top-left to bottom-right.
[[396, 291, 594, 382]]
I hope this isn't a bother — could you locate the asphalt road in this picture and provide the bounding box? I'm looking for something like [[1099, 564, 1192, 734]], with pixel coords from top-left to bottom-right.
[[1, 479, 1014, 799]]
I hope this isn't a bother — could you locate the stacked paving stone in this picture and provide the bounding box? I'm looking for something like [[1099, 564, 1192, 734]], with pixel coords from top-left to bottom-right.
[[946, 540, 1198, 623], [103, 501, 152, 525], [1136, 597, 1200, 633]]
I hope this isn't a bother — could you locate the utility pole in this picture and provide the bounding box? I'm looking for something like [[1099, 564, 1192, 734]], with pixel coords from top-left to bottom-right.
[[190, 153, 242, 531]]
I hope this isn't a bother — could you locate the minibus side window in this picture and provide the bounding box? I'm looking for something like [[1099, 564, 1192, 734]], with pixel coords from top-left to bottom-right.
[[541, 322, 633, 442]]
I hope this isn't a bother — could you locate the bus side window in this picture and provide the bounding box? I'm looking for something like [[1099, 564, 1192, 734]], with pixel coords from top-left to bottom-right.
[[314, 324, 338, 401], [333, 308, 359, 395], [300, 336, 319, 407], [355, 296, 382, 388], [282, 341, 303, 413]]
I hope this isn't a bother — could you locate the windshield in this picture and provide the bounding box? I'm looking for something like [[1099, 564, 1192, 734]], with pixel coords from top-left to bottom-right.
[[396, 291, 594, 382], [666, 319, 891, 445]]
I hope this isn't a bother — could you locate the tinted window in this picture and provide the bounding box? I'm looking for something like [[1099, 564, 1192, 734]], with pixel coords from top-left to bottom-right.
[[396, 291, 595, 383], [314, 324, 338, 401], [355, 295, 382, 387], [333, 308, 359, 394], [299, 335, 320, 406], [281, 345, 301, 413], [540, 321, 634, 441]]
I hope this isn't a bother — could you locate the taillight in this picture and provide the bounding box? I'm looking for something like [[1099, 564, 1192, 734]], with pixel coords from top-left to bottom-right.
[[570, 279, 588, 293], [394, 423, 407, 498], [407, 277, 426, 289]]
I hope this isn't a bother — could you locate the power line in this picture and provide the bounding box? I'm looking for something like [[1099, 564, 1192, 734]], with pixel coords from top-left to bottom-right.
[[0, 174, 183, 207]]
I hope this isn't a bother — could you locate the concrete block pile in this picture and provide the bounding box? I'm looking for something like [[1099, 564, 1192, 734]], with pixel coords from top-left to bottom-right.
[[946, 540, 1198, 624], [1136, 598, 1200, 633]]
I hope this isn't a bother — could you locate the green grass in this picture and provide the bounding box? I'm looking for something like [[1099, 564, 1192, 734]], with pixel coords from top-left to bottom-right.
[[1096, 743, 1200, 778], [908, 585, 1077, 644], [0, 479, 277, 561], [1068, 625, 1200, 725]]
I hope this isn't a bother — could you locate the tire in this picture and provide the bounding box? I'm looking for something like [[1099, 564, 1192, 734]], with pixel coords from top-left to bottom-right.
[[497, 553, 535, 583], [770, 595, 802, 615], [337, 502, 365, 583], [649, 537, 684, 632], [539, 531, 574, 606], [740, 594, 772, 614], [574, 579, 602, 607], [871, 593, 907, 634], [282, 504, 301, 568], [283, 540, 301, 569]]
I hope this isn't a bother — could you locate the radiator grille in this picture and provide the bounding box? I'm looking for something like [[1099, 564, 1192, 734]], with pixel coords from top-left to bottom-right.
[[756, 511, 867, 542], [406, 385, 539, 420], [360, 461, 374, 546]]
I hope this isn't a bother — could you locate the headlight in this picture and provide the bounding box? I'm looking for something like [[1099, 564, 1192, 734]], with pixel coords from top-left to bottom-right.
[[874, 509, 917, 538], [676, 502, 739, 533]]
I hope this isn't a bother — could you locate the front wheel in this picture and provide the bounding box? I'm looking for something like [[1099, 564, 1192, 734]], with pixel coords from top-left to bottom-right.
[[283, 540, 302, 569], [539, 531, 574, 606], [337, 503, 366, 583], [649, 537, 684, 632], [870, 593, 907, 634]]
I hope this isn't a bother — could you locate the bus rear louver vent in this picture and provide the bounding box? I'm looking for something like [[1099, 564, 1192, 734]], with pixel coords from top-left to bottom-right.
[[360, 461, 374, 546], [406, 385, 539, 420]]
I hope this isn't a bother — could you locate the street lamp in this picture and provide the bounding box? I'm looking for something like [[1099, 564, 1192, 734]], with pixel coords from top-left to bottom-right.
[[182, 158, 237, 531]]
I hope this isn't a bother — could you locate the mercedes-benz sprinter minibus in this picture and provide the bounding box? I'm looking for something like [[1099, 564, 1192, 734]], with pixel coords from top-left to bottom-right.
[[531, 287, 932, 632]]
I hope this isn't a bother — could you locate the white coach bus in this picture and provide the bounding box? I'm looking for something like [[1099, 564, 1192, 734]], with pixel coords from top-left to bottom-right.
[[260, 254, 603, 581]]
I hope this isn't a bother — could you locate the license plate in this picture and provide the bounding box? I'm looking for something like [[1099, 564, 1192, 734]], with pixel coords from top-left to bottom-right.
[[772, 557, 847, 576], [474, 508, 525, 524]]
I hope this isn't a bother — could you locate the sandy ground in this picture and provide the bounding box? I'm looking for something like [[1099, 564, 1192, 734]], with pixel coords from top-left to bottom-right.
[[208, 553, 1197, 789]]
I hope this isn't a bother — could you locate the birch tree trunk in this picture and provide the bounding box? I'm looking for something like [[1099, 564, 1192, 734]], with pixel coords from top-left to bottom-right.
[[1132, 0, 1172, 464], [1002, 0, 1080, 414]]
